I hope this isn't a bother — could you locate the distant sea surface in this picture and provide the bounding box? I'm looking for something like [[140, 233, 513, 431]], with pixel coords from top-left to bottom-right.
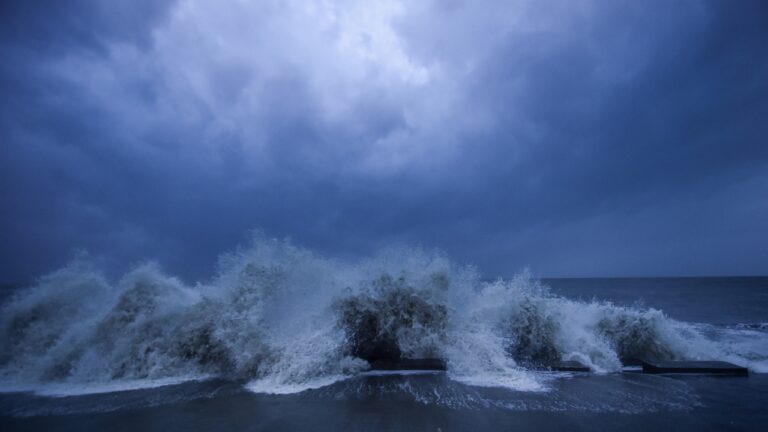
[[1, 276, 767, 431], [543, 276, 768, 325]]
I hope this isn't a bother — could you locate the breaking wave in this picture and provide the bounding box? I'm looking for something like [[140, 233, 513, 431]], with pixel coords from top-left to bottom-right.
[[0, 234, 765, 395]]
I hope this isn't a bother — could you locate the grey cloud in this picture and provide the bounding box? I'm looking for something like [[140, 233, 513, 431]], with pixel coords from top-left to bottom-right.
[[1, 0, 766, 283]]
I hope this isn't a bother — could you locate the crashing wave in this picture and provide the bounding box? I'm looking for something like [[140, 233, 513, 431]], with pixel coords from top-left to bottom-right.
[[0, 234, 762, 395]]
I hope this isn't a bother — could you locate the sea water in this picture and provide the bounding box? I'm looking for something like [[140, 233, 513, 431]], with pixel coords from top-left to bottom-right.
[[0, 235, 766, 431]]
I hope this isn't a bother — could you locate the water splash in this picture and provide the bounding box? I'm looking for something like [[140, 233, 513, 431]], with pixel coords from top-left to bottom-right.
[[0, 234, 764, 395]]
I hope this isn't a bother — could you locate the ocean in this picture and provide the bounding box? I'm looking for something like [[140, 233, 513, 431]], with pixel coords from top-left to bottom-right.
[[0, 240, 766, 431]]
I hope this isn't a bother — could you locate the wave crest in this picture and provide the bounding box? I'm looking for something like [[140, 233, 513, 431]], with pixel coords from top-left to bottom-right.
[[0, 235, 762, 394]]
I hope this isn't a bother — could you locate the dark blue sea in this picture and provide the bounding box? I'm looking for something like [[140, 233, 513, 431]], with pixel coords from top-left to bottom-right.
[[0, 248, 766, 431]]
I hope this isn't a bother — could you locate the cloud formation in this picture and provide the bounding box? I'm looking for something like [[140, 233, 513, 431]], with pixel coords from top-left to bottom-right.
[[1, 0, 767, 282]]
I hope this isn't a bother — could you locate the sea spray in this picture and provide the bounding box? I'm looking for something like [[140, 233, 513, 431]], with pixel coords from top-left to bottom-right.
[[0, 234, 762, 395]]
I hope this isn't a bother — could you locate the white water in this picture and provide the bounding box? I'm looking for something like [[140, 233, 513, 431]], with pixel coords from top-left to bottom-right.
[[0, 234, 765, 396]]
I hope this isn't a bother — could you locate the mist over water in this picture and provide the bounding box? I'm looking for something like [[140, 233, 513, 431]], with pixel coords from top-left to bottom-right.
[[0, 234, 766, 397]]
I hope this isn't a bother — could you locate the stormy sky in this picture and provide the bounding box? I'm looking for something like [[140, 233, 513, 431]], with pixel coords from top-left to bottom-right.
[[1, 0, 767, 282]]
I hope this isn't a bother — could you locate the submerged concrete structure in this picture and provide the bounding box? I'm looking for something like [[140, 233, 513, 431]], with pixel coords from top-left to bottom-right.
[[642, 360, 748, 375], [369, 358, 447, 371], [551, 360, 591, 372]]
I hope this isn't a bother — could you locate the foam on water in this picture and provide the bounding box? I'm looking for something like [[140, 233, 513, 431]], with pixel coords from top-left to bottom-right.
[[0, 376, 208, 397], [0, 234, 765, 396], [306, 373, 702, 413], [693, 323, 768, 373]]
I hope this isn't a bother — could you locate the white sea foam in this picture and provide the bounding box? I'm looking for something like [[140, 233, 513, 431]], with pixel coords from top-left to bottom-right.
[[0, 234, 765, 396], [693, 323, 768, 373], [0, 376, 208, 397]]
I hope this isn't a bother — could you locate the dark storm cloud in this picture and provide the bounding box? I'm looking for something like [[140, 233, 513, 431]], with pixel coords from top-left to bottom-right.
[[1, 0, 766, 283], [0, 0, 173, 53], [0, 0, 178, 280]]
